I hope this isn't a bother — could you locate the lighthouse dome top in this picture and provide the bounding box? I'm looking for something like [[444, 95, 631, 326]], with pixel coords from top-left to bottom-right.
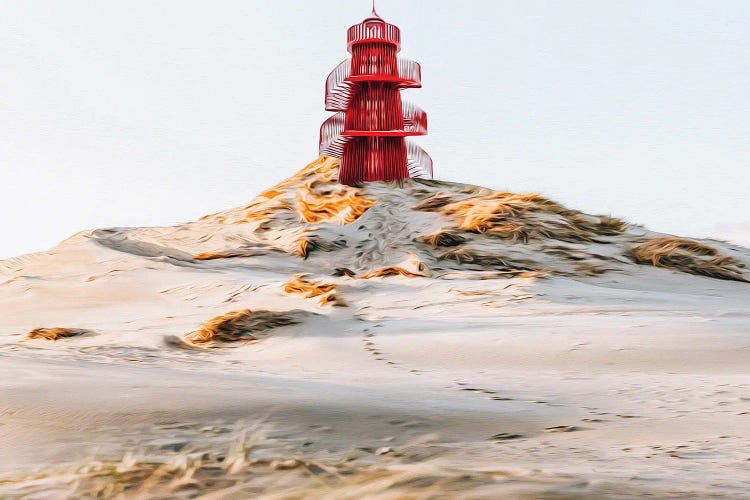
[[347, 16, 401, 52]]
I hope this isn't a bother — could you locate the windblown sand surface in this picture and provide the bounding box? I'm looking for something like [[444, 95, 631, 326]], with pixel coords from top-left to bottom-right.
[[1, 157, 749, 498]]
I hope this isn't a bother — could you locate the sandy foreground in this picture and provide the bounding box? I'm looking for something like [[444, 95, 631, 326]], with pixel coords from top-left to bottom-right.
[[1, 158, 749, 498]]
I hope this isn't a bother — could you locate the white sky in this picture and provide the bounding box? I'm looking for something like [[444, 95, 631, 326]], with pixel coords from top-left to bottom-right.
[[1, 0, 749, 258]]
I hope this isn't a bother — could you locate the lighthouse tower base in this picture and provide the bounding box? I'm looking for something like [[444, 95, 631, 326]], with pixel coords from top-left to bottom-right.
[[340, 137, 409, 185]]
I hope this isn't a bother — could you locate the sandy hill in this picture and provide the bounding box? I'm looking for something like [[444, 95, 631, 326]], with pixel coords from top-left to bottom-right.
[[1, 157, 749, 498]]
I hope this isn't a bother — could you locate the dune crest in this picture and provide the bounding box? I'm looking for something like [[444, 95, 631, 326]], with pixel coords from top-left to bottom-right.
[[168, 157, 748, 282]]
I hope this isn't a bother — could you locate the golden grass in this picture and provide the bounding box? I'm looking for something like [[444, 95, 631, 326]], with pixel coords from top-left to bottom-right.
[[193, 249, 268, 261], [629, 237, 748, 282], [295, 234, 346, 259], [295, 180, 376, 225], [439, 248, 537, 274], [296, 238, 312, 259], [181, 309, 303, 346], [200, 157, 341, 224], [193, 252, 228, 261], [416, 231, 466, 249], [416, 191, 626, 244], [244, 157, 343, 224], [360, 266, 427, 279], [360, 253, 430, 279], [26, 328, 89, 341], [333, 267, 357, 277], [283, 274, 345, 306], [0, 427, 571, 499]]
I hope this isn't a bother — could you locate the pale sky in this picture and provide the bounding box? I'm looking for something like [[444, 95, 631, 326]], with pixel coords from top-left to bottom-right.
[[1, 0, 749, 259]]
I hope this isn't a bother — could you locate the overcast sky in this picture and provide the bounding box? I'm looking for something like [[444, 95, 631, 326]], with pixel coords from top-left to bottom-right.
[[1, 0, 748, 258]]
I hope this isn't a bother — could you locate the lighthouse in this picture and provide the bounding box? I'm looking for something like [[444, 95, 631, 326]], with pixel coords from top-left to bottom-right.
[[319, 4, 432, 185]]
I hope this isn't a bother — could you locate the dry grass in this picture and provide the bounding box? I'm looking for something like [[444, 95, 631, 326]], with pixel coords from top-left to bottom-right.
[[243, 157, 346, 226], [284, 274, 346, 306], [360, 253, 430, 279], [629, 237, 748, 282], [200, 157, 341, 224], [294, 232, 348, 260], [416, 231, 467, 248], [178, 309, 305, 347], [439, 248, 537, 275], [0, 426, 584, 499], [333, 267, 357, 278], [415, 191, 626, 244], [295, 180, 376, 225], [26, 328, 90, 341], [193, 249, 269, 260], [360, 266, 427, 279]]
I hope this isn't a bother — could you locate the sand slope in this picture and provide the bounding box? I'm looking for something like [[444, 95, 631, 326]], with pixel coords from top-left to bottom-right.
[[1, 157, 749, 498]]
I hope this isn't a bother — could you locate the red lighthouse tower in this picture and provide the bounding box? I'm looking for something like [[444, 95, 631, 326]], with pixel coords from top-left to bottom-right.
[[319, 4, 432, 185]]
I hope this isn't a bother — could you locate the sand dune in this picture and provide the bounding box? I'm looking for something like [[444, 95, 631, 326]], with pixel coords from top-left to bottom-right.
[[1, 157, 749, 498]]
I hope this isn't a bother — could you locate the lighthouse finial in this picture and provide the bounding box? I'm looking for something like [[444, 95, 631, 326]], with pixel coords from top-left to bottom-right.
[[371, 0, 380, 18]]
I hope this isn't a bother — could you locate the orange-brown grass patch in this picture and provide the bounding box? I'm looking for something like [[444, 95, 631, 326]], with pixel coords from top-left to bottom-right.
[[416, 191, 626, 243], [179, 309, 304, 347], [1, 427, 567, 499], [629, 237, 748, 282], [416, 231, 466, 248], [26, 328, 90, 341], [244, 199, 294, 223], [295, 234, 346, 259], [193, 248, 269, 261], [295, 180, 376, 225], [414, 193, 457, 211], [360, 266, 427, 279], [598, 215, 627, 235], [439, 248, 537, 274], [194, 252, 229, 261], [259, 188, 284, 199], [284, 274, 345, 306], [255, 156, 341, 198], [333, 267, 357, 277], [360, 253, 430, 279], [200, 157, 341, 224]]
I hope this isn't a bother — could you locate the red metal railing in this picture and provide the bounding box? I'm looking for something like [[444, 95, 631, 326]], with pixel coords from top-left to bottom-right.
[[320, 13, 431, 185], [319, 112, 347, 158], [406, 141, 433, 178], [325, 57, 422, 112], [347, 19, 400, 51], [325, 59, 354, 112], [402, 101, 428, 135]]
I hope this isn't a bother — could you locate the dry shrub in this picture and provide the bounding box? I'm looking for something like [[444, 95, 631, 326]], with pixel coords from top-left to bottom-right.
[[295, 180, 376, 225], [26, 328, 90, 341], [629, 237, 748, 282], [284, 274, 345, 306], [416, 231, 466, 248], [183, 309, 304, 346]]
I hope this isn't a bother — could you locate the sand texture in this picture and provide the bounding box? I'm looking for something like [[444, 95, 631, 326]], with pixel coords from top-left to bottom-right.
[[1, 157, 749, 498]]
